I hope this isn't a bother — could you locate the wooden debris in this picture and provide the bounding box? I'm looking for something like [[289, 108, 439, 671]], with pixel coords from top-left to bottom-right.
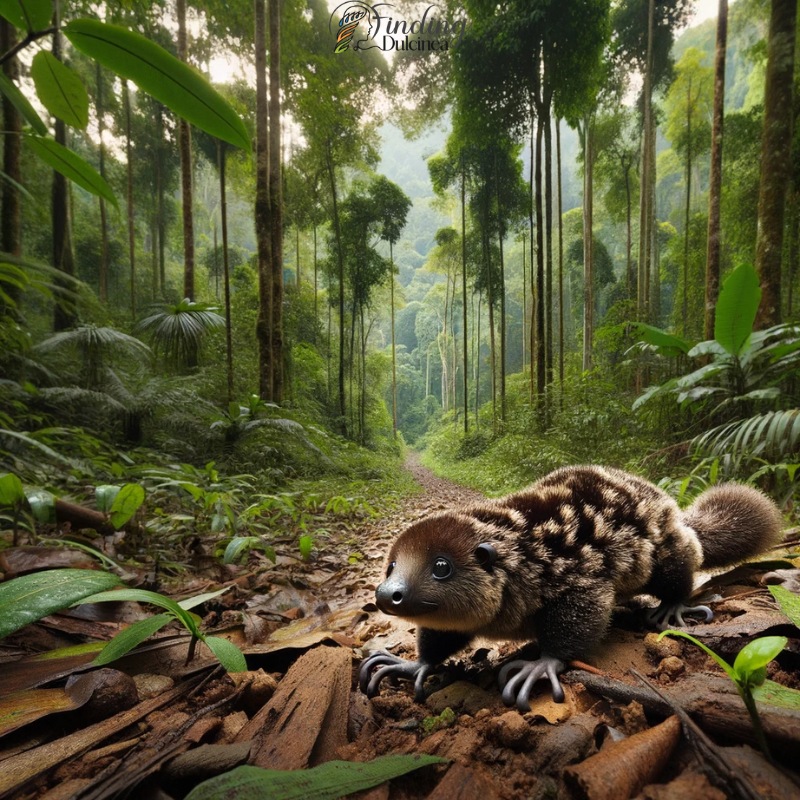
[[563, 715, 681, 800], [237, 645, 351, 770], [426, 763, 502, 800]]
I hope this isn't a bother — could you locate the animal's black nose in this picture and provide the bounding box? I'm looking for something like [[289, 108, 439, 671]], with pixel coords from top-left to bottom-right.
[[376, 580, 404, 613]]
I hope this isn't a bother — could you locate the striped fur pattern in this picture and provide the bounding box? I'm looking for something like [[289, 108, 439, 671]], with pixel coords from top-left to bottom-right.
[[380, 465, 783, 662]]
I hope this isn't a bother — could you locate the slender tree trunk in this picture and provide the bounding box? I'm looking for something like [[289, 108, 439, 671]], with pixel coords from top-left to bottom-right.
[[582, 113, 594, 372], [313, 224, 318, 341], [326, 142, 346, 433], [638, 0, 655, 324], [52, 19, 76, 332], [495, 152, 507, 423], [461, 163, 468, 433], [151, 209, 158, 301], [295, 227, 300, 287], [218, 141, 234, 403], [556, 119, 564, 399], [544, 100, 553, 391], [156, 105, 166, 297], [96, 62, 109, 305], [475, 293, 481, 425], [255, 0, 273, 400], [755, 0, 797, 328], [1, 19, 21, 307], [529, 113, 536, 403], [535, 113, 546, 394], [269, 0, 284, 402], [705, 0, 728, 340], [682, 81, 693, 335], [390, 241, 397, 437], [177, 0, 195, 301], [124, 81, 136, 319], [484, 233, 497, 428], [522, 231, 527, 370], [624, 160, 633, 297]]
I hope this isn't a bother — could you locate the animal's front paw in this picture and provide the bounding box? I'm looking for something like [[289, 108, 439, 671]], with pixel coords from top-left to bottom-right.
[[358, 650, 432, 702], [498, 654, 566, 710], [646, 601, 714, 629]]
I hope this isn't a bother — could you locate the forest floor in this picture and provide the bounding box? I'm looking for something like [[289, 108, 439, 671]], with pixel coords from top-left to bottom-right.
[[1, 454, 800, 799]]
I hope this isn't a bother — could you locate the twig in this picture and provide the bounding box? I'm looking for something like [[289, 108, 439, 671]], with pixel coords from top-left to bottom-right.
[[0, 28, 56, 67], [629, 668, 762, 800]]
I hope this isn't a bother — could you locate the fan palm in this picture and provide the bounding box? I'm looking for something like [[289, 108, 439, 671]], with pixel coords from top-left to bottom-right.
[[135, 298, 224, 370]]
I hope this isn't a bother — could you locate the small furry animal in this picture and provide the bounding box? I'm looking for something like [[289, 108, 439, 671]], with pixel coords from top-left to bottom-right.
[[359, 465, 783, 710]]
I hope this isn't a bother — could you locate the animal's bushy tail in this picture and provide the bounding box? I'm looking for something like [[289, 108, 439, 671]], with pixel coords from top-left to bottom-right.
[[682, 484, 784, 569]]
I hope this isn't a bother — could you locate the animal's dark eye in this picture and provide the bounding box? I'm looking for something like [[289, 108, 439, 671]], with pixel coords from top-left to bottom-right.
[[386, 561, 396, 577], [432, 557, 453, 580]]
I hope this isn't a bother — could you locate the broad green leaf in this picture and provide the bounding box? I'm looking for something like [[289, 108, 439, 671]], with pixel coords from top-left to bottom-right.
[[95, 484, 120, 513], [185, 755, 448, 800], [0, 569, 122, 640], [0, 472, 25, 506], [25, 135, 118, 209], [753, 679, 800, 710], [203, 635, 247, 673], [732, 636, 787, 679], [223, 536, 259, 565], [109, 483, 145, 529], [0, 0, 52, 32], [93, 612, 173, 666], [633, 323, 691, 355], [177, 586, 231, 610], [0, 71, 47, 134], [658, 630, 737, 681], [715, 264, 760, 357], [64, 19, 251, 151], [26, 488, 55, 523], [769, 585, 800, 628], [30, 51, 89, 129]]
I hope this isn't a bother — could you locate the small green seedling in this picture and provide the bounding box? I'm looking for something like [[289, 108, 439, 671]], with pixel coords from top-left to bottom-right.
[[659, 630, 787, 759], [77, 586, 247, 673]]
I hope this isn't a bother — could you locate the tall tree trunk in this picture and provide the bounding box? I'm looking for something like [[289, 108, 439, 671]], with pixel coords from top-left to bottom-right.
[[638, 0, 655, 323], [535, 114, 546, 398], [705, 0, 728, 339], [529, 113, 536, 403], [177, 0, 195, 301], [484, 233, 496, 428], [522, 231, 527, 370], [51, 19, 76, 332], [556, 119, 564, 399], [1, 19, 21, 301], [755, 0, 797, 328], [682, 78, 693, 335], [269, 0, 284, 402], [461, 162, 468, 433], [544, 100, 554, 391], [96, 62, 109, 305], [255, 0, 273, 400], [582, 114, 594, 372], [390, 241, 397, 437], [624, 159, 633, 298], [156, 105, 166, 297], [326, 141, 346, 433], [495, 152, 507, 423], [313, 224, 318, 342], [218, 141, 234, 403], [124, 81, 136, 319]]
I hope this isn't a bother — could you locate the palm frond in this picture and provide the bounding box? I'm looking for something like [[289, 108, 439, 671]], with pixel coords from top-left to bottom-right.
[[693, 409, 800, 462]]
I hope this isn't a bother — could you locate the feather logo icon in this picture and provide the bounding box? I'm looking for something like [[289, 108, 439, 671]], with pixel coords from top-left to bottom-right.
[[332, 3, 372, 53]]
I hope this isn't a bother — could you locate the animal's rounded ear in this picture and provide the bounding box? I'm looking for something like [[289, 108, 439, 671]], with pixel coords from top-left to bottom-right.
[[475, 542, 498, 569]]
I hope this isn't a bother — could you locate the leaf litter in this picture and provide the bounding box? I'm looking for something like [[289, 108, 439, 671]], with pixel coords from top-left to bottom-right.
[[0, 454, 799, 799]]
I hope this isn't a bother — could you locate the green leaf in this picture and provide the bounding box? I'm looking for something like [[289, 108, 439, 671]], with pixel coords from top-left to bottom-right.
[[95, 484, 120, 513], [0, 472, 25, 507], [25, 135, 118, 209], [203, 635, 247, 673], [177, 586, 232, 610], [26, 488, 55, 523], [299, 534, 313, 561], [732, 636, 787, 680], [30, 51, 89, 129], [658, 630, 737, 681], [223, 536, 258, 565], [0, 569, 122, 640], [0, 0, 52, 32], [109, 483, 145, 529], [64, 19, 251, 151], [753, 679, 800, 710], [0, 71, 47, 134], [633, 323, 691, 355], [715, 264, 761, 356], [769, 585, 800, 628], [93, 612, 173, 666], [185, 755, 448, 800]]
